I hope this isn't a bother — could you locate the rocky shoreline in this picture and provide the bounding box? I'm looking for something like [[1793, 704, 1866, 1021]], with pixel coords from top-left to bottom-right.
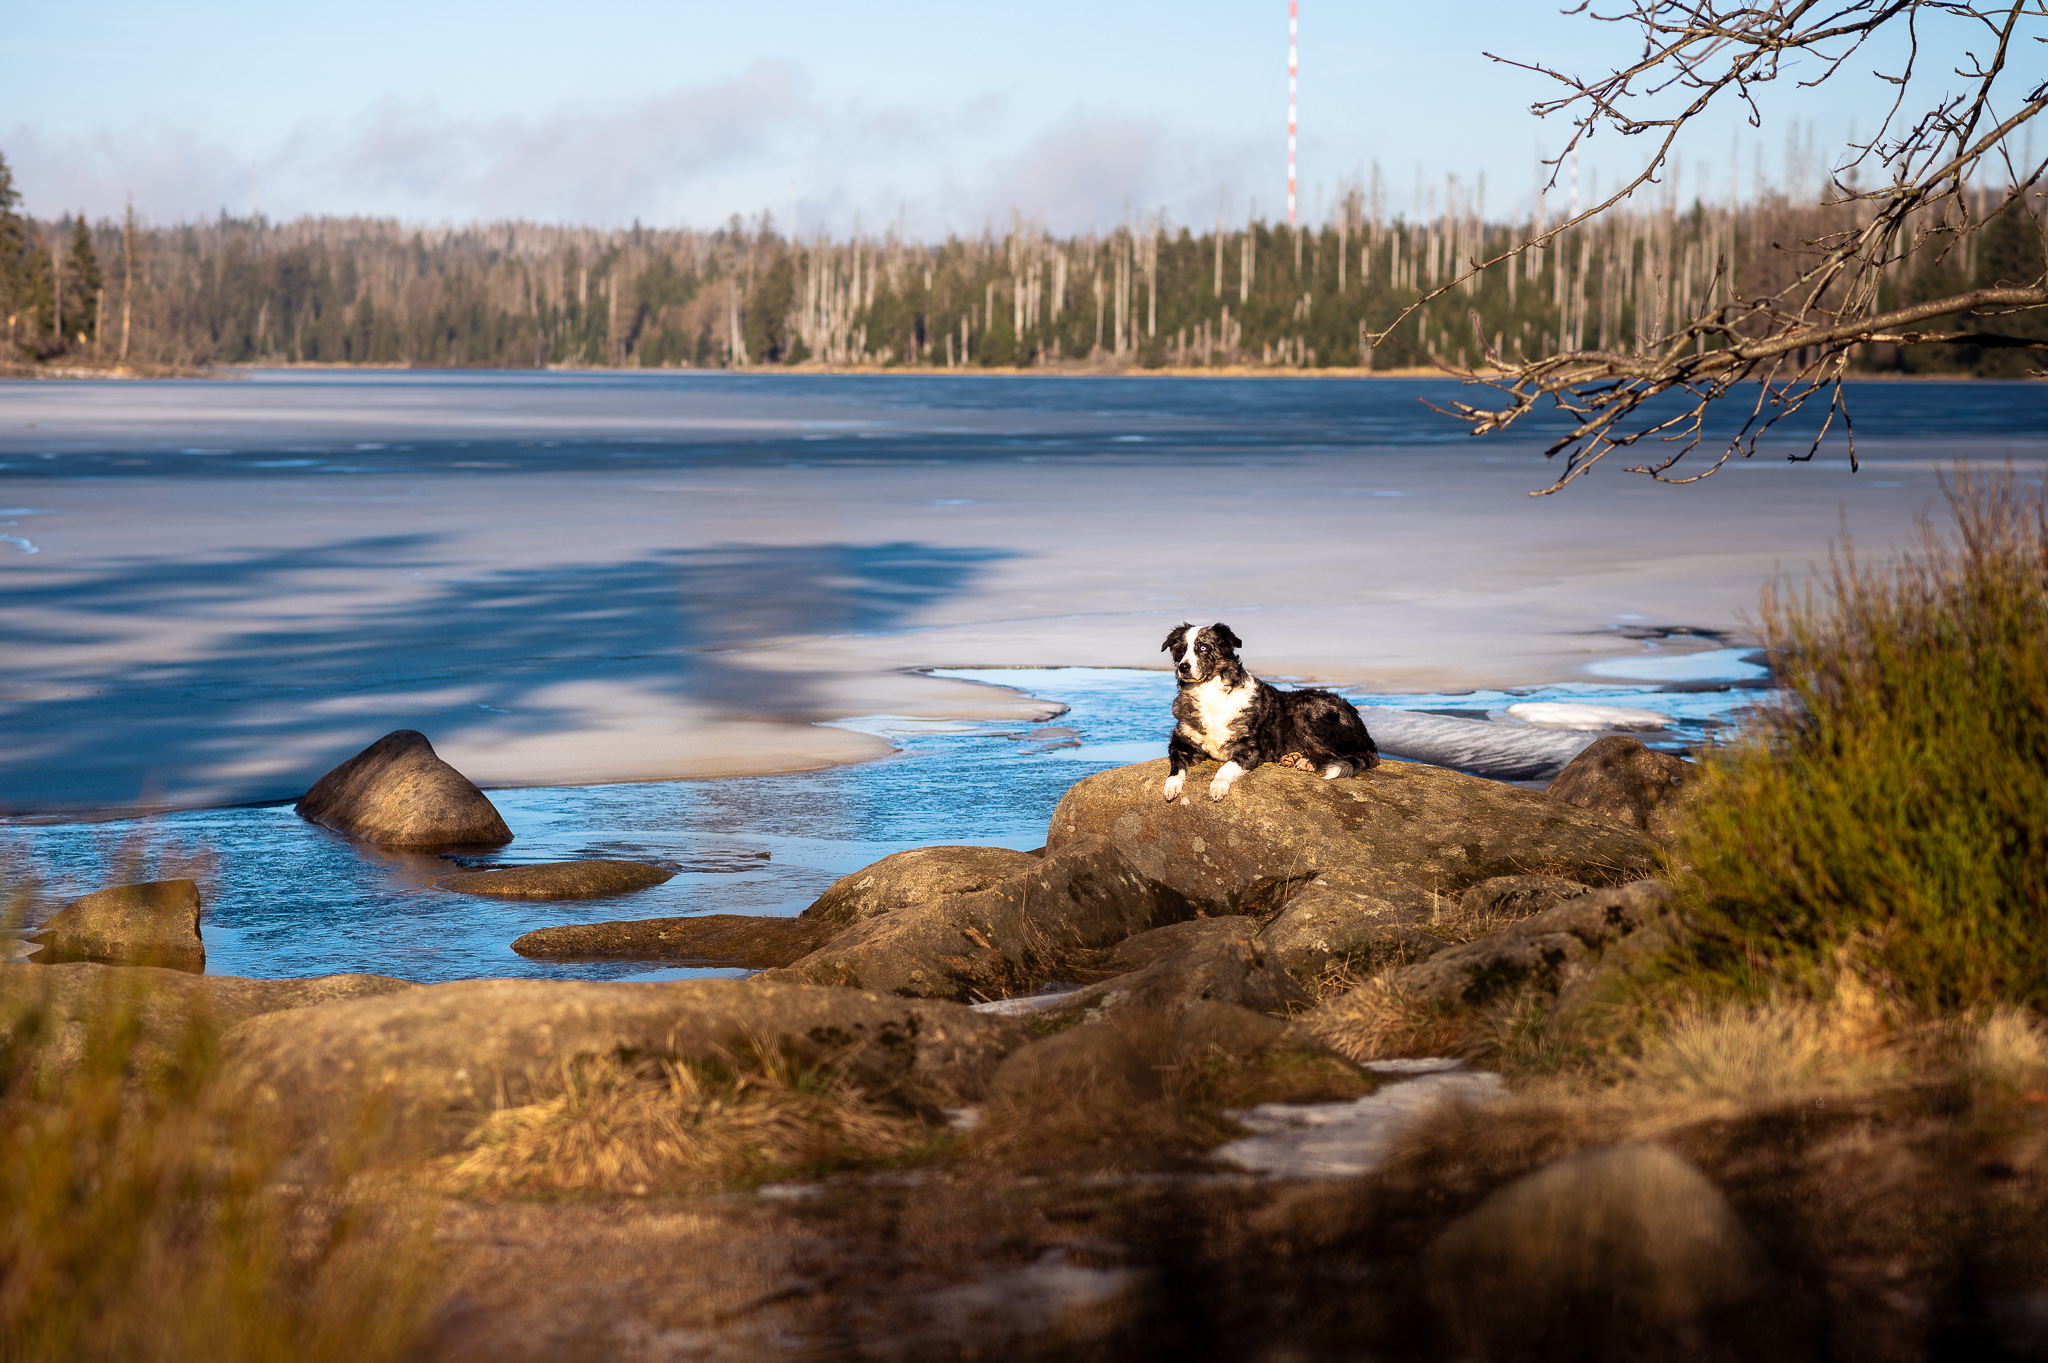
[[16, 725, 2028, 1360]]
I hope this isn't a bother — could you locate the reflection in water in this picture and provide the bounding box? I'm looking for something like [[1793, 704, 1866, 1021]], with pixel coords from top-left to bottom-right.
[[5, 666, 1766, 984]]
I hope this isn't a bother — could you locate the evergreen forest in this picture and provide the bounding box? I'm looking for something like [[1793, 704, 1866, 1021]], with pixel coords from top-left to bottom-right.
[[1, 152, 2040, 378]]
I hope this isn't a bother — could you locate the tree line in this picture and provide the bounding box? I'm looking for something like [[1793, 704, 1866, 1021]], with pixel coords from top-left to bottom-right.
[[1, 151, 2038, 378]]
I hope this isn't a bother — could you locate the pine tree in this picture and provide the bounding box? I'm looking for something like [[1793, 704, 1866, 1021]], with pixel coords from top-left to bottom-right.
[[0, 153, 30, 354], [67, 214, 102, 345]]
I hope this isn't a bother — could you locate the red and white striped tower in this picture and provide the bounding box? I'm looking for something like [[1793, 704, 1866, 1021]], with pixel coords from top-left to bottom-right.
[[1287, 1, 1298, 226]]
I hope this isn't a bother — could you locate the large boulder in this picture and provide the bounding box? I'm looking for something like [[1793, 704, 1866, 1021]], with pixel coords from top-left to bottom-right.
[[221, 977, 1034, 1159], [762, 836, 1199, 1000], [1390, 880, 1675, 1009], [30, 879, 206, 973], [0, 962, 416, 1085], [1033, 918, 1313, 1028], [1546, 735, 1694, 837], [512, 914, 840, 968], [435, 859, 673, 900], [1045, 759, 1661, 973], [295, 729, 512, 849], [1425, 1145, 1766, 1357], [802, 846, 1043, 925]]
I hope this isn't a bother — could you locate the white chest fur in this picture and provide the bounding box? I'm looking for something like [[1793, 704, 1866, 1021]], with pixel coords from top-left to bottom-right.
[[1180, 676, 1255, 758]]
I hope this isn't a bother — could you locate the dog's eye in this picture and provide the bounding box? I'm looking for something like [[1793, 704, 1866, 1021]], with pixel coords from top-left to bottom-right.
[[1197, 645, 1209, 655]]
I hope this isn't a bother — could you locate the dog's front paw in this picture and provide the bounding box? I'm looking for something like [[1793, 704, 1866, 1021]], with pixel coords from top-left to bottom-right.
[[1162, 773, 1184, 801], [1206, 760, 1245, 802]]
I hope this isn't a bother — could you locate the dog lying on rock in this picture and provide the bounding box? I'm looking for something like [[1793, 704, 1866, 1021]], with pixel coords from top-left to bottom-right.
[[1161, 622, 1381, 802]]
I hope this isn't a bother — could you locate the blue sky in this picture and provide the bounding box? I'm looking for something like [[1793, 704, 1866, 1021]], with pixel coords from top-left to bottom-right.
[[4, 2, 2028, 234]]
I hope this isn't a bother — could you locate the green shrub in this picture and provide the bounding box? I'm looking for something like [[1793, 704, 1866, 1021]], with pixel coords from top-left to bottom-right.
[[1676, 468, 2048, 1011]]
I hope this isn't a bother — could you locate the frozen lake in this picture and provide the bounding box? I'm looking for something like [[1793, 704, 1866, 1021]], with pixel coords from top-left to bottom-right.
[[2, 370, 2041, 978]]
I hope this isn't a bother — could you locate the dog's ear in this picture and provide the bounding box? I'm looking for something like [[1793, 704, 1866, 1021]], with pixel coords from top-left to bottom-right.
[[1161, 624, 1190, 654], [1212, 623, 1242, 651]]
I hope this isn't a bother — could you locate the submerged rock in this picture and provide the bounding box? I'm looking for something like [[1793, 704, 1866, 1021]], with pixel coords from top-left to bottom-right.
[[1546, 734, 1694, 836], [295, 729, 512, 849], [436, 859, 673, 900], [764, 835, 1198, 1000], [30, 879, 206, 973], [221, 978, 1033, 1160], [801, 845, 1043, 925], [1045, 759, 1660, 973], [512, 913, 840, 968]]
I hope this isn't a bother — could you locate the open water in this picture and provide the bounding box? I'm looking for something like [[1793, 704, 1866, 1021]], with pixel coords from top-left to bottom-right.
[[6, 654, 1763, 982]]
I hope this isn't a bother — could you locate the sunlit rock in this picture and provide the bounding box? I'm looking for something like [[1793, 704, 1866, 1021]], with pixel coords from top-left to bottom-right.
[[295, 729, 512, 849]]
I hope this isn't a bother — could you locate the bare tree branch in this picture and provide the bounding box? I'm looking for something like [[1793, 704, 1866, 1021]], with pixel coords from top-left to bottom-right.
[[1382, 1, 2048, 492]]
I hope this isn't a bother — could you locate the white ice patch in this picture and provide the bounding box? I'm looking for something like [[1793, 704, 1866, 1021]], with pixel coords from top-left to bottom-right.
[[1212, 1068, 1504, 1179], [1361, 708, 1596, 781], [970, 983, 1083, 1016], [1504, 701, 1671, 731], [1584, 647, 1768, 683]]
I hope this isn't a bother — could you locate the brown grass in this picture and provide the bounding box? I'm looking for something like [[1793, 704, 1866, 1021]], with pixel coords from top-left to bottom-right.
[[447, 1043, 935, 1196], [1295, 970, 1470, 1063], [0, 967, 440, 1362]]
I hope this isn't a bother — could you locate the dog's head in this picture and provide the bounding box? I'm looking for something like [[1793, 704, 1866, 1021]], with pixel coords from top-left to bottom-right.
[[1162, 622, 1243, 685]]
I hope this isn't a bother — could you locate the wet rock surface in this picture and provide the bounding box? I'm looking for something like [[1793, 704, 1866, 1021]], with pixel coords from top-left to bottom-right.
[[29, 879, 207, 973], [222, 977, 1033, 1159], [802, 845, 1044, 925], [435, 858, 674, 900], [765, 835, 1200, 1000], [1046, 758, 1660, 973], [295, 729, 513, 849], [511, 913, 840, 967], [1546, 734, 1695, 836]]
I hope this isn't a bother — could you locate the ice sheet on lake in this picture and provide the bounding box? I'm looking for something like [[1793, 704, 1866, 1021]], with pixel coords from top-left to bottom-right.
[[1362, 708, 1598, 781], [1504, 701, 1671, 731], [1583, 646, 1769, 683], [1213, 1068, 1504, 1179]]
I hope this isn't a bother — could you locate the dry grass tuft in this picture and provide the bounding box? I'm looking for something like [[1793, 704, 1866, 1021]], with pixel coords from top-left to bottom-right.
[[449, 1044, 934, 1196], [1295, 971, 1467, 1064], [0, 954, 439, 1363], [1620, 997, 1897, 1108], [1967, 1007, 2048, 1096]]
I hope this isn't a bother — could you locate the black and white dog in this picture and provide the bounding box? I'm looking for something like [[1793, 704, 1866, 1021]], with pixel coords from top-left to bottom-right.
[[1160, 623, 1380, 802]]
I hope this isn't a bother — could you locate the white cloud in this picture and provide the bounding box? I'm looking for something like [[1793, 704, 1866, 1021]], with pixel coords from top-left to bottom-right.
[[2, 62, 1266, 238]]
